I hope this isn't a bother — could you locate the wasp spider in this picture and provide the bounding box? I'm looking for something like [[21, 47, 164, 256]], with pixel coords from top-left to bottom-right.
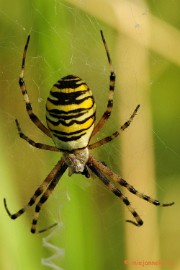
[[4, 31, 174, 234]]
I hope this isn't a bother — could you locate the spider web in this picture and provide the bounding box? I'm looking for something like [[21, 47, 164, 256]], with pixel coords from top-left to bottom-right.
[[1, 1, 180, 270]]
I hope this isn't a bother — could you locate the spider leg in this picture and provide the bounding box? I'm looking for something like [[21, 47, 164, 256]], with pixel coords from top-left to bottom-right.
[[91, 30, 115, 138], [15, 119, 60, 152], [89, 104, 140, 149], [31, 161, 68, 234], [87, 157, 143, 226], [4, 159, 67, 233], [19, 35, 52, 138], [88, 155, 174, 207]]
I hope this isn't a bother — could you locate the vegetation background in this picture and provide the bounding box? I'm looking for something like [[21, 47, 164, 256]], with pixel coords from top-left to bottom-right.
[[0, 0, 179, 269]]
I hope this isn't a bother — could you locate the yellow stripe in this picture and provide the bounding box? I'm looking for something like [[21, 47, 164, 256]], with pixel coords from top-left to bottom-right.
[[51, 85, 88, 93]]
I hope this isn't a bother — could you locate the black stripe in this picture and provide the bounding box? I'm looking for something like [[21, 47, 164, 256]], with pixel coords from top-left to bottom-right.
[[46, 101, 94, 117], [46, 112, 95, 127], [47, 95, 94, 106], [51, 120, 95, 137], [61, 75, 79, 80], [48, 111, 88, 121], [50, 90, 89, 99], [54, 81, 87, 89], [46, 107, 88, 115], [110, 72, 115, 80], [54, 77, 87, 89], [47, 103, 94, 121], [107, 99, 113, 108], [53, 132, 86, 142]]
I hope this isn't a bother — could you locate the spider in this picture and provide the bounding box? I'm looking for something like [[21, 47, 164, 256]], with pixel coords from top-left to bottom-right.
[[4, 30, 174, 234]]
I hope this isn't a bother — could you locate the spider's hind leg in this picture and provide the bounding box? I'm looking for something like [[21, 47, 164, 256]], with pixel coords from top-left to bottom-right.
[[89, 155, 174, 207], [31, 161, 68, 234], [87, 158, 144, 227], [82, 165, 91, 178], [3, 159, 68, 234], [19, 35, 52, 138]]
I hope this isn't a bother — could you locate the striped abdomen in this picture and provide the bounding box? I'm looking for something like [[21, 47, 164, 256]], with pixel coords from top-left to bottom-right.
[[46, 75, 96, 151]]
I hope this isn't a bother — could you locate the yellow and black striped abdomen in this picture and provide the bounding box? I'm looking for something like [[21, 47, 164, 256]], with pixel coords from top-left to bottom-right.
[[46, 75, 96, 151]]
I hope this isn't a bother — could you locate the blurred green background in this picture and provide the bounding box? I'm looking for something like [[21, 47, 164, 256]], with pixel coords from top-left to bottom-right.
[[0, 0, 180, 270]]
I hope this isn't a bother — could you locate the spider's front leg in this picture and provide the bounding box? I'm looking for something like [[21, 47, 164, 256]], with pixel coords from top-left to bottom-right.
[[91, 30, 116, 137], [19, 35, 52, 138]]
